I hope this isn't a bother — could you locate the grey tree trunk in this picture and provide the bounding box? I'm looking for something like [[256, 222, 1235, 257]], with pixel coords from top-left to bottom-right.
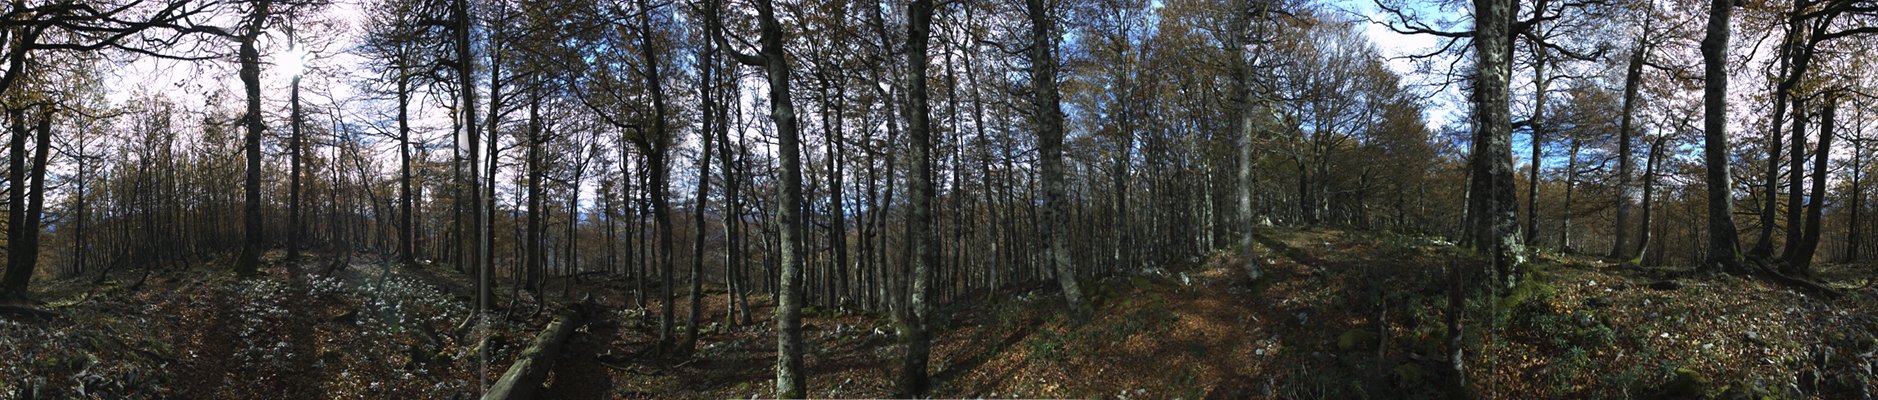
[[899, 0, 937, 394], [234, 1, 271, 278], [1636, 135, 1667, 263], [399, 64, 415, 266], [1467, 0, 1524, 287], [1231, 0, 1264, 284], [632, 0, 676, 349], [680, 37, 717, 354], [289, 71, 304, 262], [1782, 98, 1807, 261], [1525, 41, 1547, 247], [527, 95, 545, 295], [1611, 43, 1644, 259], [1699, 0, 1745, 273], [1790, 98, 1833, 275], [1029, 0, 1089, 315], [1, 110, 29, 293], [717, 0, 807, 393], [1848, 105, 1866, 263]]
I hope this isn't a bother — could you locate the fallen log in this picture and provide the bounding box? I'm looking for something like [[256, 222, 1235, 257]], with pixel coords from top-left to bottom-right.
[[480, 307, 583, 400]]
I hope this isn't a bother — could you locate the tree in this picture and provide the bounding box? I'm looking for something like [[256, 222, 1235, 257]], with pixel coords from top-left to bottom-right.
[[1790, 96, 1835, 274], [1031, 0, 1090, 316], [1699, 0, 1744, 273], [233, 0, 275, 277], [1467, 0, 1523, 286], [898, 0, 938, 394], [716, 0, 810, 394], [679, 5, 720, 352], [1610, 39, 1646, 260]]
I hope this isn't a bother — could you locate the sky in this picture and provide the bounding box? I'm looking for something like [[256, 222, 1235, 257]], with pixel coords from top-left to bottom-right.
[[89, 0, 1738, 211]]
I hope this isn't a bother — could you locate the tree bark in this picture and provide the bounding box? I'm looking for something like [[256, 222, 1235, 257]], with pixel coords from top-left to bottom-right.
[[288, 71, 304, 262], [1790, 97, 1833, 275], [1029, 0, 1090, 314], [717, 0, 807, 393], [1636, 135, 1667, 263], [398, 61, 415, 266], [898, 0, 937, 394], [1231, 0, 1265, 284], [527, 92, 546, 295], [1700, 0, 1744, 273], [1610, 43, 1644, 259], [2, 109, 28, 293], [235, 1, 271, 277], [680, 36, 717, 354], [1468, 0, 1524, 288], [1525, 41, 1548, 247], [481, 307, 582, 400], [1782, 98, 1807, 261]]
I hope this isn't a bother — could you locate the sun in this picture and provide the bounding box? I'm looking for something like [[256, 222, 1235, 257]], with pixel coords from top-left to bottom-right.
[[279, 46, 305, 78]]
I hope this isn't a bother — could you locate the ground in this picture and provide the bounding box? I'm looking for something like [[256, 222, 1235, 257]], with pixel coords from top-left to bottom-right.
[[1, 228, 1875, 399]]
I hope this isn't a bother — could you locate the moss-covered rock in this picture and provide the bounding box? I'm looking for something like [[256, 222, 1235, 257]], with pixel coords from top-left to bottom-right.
[[1338, 329, 1378, 351], [1392, 363, 1425, 388], [1662, 367, 1712, 398]]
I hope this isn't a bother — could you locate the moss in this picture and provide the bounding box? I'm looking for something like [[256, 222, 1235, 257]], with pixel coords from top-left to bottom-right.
[[1662, 367, 1711, 398], [1338, 329, 1378, 351], [1500, 273, 1558, 312], [1392, 363, 1426, 388]]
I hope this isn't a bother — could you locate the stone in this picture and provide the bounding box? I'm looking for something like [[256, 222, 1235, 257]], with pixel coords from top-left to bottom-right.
[[1585, 296, 1614, 308], [1647, 280, 1682, 291]]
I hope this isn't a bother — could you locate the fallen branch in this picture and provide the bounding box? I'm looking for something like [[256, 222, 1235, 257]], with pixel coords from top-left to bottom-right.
[[480, 306, 584, 400]]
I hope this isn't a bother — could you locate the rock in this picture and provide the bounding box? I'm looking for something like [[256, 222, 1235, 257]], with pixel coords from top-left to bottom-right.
[[1662, 367, 1711, 397], [1573, 313, 1597, 328], [1338, 329, 1378, 351], [1744, 331, 1768, 346], [1392, 363, 1426, 388], [1584, 296, 1614, 308], [1647, 280, 1682, 291]]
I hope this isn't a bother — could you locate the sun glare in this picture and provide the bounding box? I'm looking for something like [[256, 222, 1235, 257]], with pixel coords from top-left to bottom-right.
[[280, 46, 305, 77]]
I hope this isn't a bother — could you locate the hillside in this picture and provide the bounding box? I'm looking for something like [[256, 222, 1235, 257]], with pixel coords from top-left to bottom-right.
[[1, 228, 1874, 398]]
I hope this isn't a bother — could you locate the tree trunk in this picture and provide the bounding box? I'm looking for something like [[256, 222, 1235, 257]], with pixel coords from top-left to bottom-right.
[[289, 72, 304, 262], [235, 2, 271, 278], [1699, 0, 1744, 273], [399, 65, 415, 266], [1231, 0, 1264, 284], [1610, 43, 1644, 259], [1635, 135, 1667, 263], [481, 307, 582, 400], [1847, 105, 1866, 263], [1468, 0, 1524, 288], [20, 110, 50, 290], [898, 0, 937, 394], [527, 93, 546, 295], [1029, 0, 1090, 314], [680, 40, 717, 354], [2, 109, 28, 293], [1790, 98, 1833, 275], [1526, 42, 1548, 247], [1782, 98, 1807, 262], [1562, 140, 1580, 251], [718, 0, 808, 394]]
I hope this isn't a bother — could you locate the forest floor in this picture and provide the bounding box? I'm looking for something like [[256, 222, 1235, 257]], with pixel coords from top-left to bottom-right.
[[1, 228, 1876, 399]]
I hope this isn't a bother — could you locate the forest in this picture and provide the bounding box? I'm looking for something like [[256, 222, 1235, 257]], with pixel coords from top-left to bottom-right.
[[0, 0, 1876, 397]]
